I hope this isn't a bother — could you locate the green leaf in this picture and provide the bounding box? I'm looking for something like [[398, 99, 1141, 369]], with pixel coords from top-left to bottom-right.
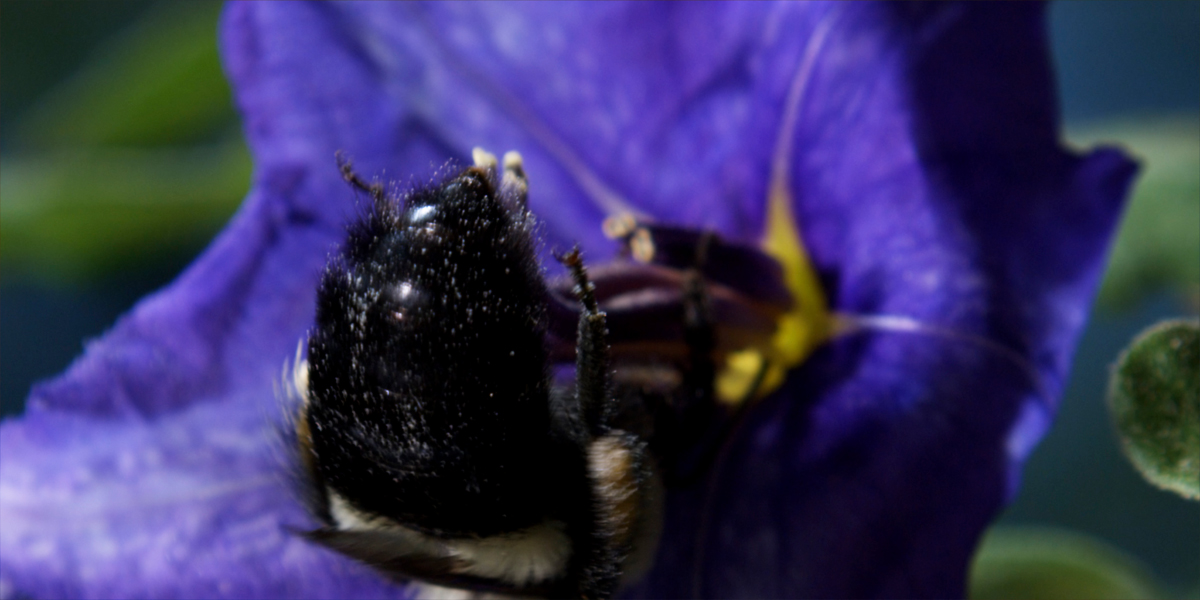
[[969, 527, 1163, 600], [0, 1, 248, 282], [1109, 319, 1200, 500], [0, 139, 251, 281], [12, 1, 233, 148], [1070, 117, 1200, 308]]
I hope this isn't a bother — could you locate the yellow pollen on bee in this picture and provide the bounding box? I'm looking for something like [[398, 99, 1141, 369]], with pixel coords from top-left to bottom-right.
[[502, 150, 524, 172], [602, 213, 638, 239], [629, 228, 656, 263], [472, 147, 498, 170]]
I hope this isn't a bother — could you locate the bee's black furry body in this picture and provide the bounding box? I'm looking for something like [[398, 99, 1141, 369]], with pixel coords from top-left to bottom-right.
[[307, 166, 565, 536], [296, 154, 657, 598]]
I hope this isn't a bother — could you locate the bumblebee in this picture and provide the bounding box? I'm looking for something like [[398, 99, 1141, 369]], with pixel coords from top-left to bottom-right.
[[290, 150, 793, 598]]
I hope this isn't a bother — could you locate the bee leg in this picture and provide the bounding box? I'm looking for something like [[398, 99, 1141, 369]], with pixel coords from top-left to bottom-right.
[[557, 246, 614, 436], [556, 247, 660, 600], [602, 217, 793, 314], [681, 232, 716, 409], [658, 235, 737, 485], [335, 151, 387, 204]]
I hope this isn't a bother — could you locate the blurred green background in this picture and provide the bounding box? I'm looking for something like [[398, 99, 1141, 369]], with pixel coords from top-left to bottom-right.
[[1, 1, 1197, 598]]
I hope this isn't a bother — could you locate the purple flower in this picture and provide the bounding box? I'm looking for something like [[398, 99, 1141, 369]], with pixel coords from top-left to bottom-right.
[[0, 2, 1135, 598]]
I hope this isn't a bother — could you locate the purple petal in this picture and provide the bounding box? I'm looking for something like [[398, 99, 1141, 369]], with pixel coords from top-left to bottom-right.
[[0, 2, 1134, 599], [629, 4, 1135, 596], [0, 393, 410, 599]]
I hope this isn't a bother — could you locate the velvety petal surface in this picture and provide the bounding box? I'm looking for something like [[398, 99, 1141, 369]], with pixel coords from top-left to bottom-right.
[[0, 2, 1134, 599], [625, 5, 1135, 596]]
